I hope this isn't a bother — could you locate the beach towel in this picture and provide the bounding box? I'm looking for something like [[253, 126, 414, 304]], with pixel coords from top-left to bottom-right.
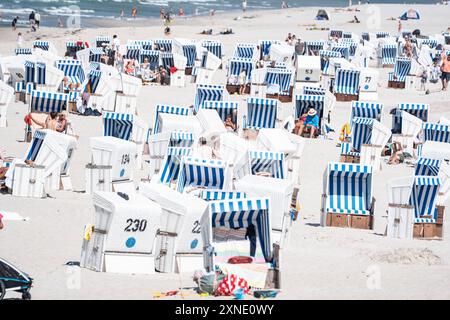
[[215, 273, 250, 296], [216, 263, 270, 289]]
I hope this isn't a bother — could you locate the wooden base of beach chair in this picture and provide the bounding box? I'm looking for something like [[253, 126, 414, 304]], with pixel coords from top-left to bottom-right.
[[437, 206, 445, 225], [388, 81, 406, 89], [185, 67, 192, 75], [334, 93, 358, 102], [69, 101, 78, 114], [383, 64, 394, 68], [278, 94, 293, 103], [326, 213, 373, 230], [340, 155, 360, 163], [413, 223, 442, 240], [226, 84, 250, 95]]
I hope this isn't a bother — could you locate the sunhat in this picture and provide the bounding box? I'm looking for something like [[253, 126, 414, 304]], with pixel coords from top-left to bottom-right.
[[307, 108, 317, 116]]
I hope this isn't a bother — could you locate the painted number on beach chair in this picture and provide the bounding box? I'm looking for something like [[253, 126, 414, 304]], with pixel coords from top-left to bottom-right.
[[365, 77, 372, 84], [191, 220, 201, 234], [305, 69, 313, 74], [121, 154, 130, 165], [124, 219, 148, 232]]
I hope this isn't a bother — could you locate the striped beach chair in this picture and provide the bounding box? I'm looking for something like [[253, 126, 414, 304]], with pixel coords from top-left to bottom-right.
[[35, 62, 46, 85], [392, 103, 429, 133], [319, 50, 341, 74], [343, 32, 352, 39], [151, 104, 191, 135], [339, 38, 358, 57], [422, 123, 450, 144], [388, 57, 411, 84], [103, 112, 134, 141], [84, 70, 104, 94], [32, 41, 50, 51], [201, 40, 223, 59], [159, 146, 192, 185], [303, 86, 326, 96], [324, 162, 373, 216], [128, 40, 153, 51], [176, 157, 229, 193], [333, 69, 360, 96], [418, 38, 438, 49], [88, 48, 104, 63], [248, 150, 285, 179], [125, 44, 142, 60], [154, 39, 173, 52], [202, 100, 238, 123], [29, 90, 68, 114], [15, 48, 32, 55], [415, 158, 441, 176], [264, 68, 293, 97], [381, 44, 397, 66], [376, 32, 390, 38], [295, 94, 324, 122], [305, 41, 325, 55], [361, 32, 370, 42], [177, 43, 197, 68], [259, 40, 280, 59], [243, 98, 278, 130], [139, 50, 160, 66], [331, 43, 350, 60], [95, 36, 111, 48], [227, 57, 254, 84], [350, 101, 384, 123], [57, 60, 85, 84], [169, 131, 195, 148], [410, 176, 441, 223], [201, 190, 247, 201], [233, 43, 256, 59], [24, 61, 36, 84], [194, 84, 225, 113], [350, 117, 378, 152], [329, 29, 343, 39]]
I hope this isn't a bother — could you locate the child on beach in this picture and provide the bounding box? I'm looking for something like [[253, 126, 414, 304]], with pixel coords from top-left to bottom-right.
[[17, 33, 23, 48], [12, 16, 19, 31], [419, 66, 428, 91]]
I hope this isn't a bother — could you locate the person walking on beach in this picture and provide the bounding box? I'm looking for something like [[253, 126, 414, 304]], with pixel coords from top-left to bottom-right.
[[120, 9, 125, 20], [281, 1, 288, 9], [179, 7, 185, 16], [441, 54, 450, 91], [242, 0, 247, 13], [131, 6, 137, 19], [12, 16, 19, 31], [29, 11, 35, 26], [35, 11, 41, 28]]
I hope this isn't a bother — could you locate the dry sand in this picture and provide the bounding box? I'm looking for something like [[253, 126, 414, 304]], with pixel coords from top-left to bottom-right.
[[1, 4, 450, 300]]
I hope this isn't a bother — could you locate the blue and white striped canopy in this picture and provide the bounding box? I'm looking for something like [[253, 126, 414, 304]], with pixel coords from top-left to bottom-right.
[[381, 44, 398, 65], [201, 190, 247, 201], [103, 112, 133, 141], [303, 86, 326, 96], [125, 44, 142, 60], [36, 62, 46, 85], [85, 70, 102, 94], [89, 48, 105, 62], [129, 40, 153, 50], [234, 43, 256, 59], [152, 104, 191, 135], [351, 117, 375, 151], [33, 41, 50, 51], [159, 146, 192, 185], [305, 41, 325, 54], [30, 90, 68, 113], [15, 48, 32, 55], [228, 57, 254, 82], [24, 61, 36, 84], [202, 100, 238, 122], [26, 130, 46, 161], [342, 31, 352, 39], [95, 36, 110, 47], [208, 197, 272, 262], [194, 84, 225, 113], [415, 158, 441, 176], [376, 31, 390, 38], [350, 101, 383, 123], [422, 123, 450, 143], [244, 97, 277, 130], [334, 69, 360, 95], [176, 157, 227, 193], [398, 103, 429, 122], [391, 57, 411, 82], [259, 40, 278, 57], [319, 50, 341, 73], [182, 44, 197, 67], [326, 162, 373, 215], [57, 60, 85, 84], [329, 30, 343, 38], [331, 44, 350, 60], [66, 41, 85, 50], [410, 176, 441, 221], [295, 94, 324, 122], [248, 150, 285, 179], [264, 68, 293, 94], [154, 39, 173, 52], [419, 38, 438, 49], [140, 50, 159, 65], [169, 131, 194, 148], [202, 40, 223, 58]]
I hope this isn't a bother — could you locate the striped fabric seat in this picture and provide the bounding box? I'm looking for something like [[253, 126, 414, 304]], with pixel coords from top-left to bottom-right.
[[154, 39, 173, 52], [85, 70, 102, 94], [350, 101, 384, 123], [25, 130, 46, 161], [33, 41, 50, 51], [202, 100, 238, 122], [24, 61, 36, 83], [340, 142, 361, 157], [202, 40, 223, 59], [227, 58, 254, 84], [388, 57, 411, 82], [244, 98, 278, 130], [103, 112, 133, 141], [57, 60, 85, 84], [410, 176, 441, 222], [319, 50, 341, 73], [342, 32, 352, 39], [333, 69, 360, 95], [234, 43, 256, 59], [125, 44, 142, 60], [295, 94, 324, 123], [326, 162, 373, 215], [194, 84, 225, 113], [128, 40, 153, 51], [305, 41, 325, 54], [381, 44, 397, 65], [264, 68, 293, 95], [303, 86, 326, 96], [422, 123, 450, 143], [207, 197, 273, 262], [140, 50, 159, 65], [376, 31, 390, 38], [248, 150, 285, 179], [415, 158, 441, 176], [30, 90, 68, 113], [159, 147, 192, 185], [351, 117, 375, 152], [331, 44, 350, 60], [182, 44, 197, 67], [176, 157, 227, 193], [151, 104, 191, 135], [15, 48, 32, 55], [36, 62, 46, 85], [89, 48, 105, 62], [169, 131, 194, 148], [259, 40, 279, 58], [95, 36, 111, 47], [339, 39, 358, 56], [201, 190, 247, 201]]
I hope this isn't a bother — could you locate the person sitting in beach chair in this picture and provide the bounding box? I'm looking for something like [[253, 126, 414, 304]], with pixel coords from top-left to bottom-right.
[[238, 69, 247, 95], [385, 141, 406, 165], [296, 108, 319, 138], [224, 114, 237, 132], [124, 60, 136, 76], [27, 112, 59, 131]]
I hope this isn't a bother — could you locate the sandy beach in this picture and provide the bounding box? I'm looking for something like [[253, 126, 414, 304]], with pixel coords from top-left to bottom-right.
[[1, 3, 450, 300]]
